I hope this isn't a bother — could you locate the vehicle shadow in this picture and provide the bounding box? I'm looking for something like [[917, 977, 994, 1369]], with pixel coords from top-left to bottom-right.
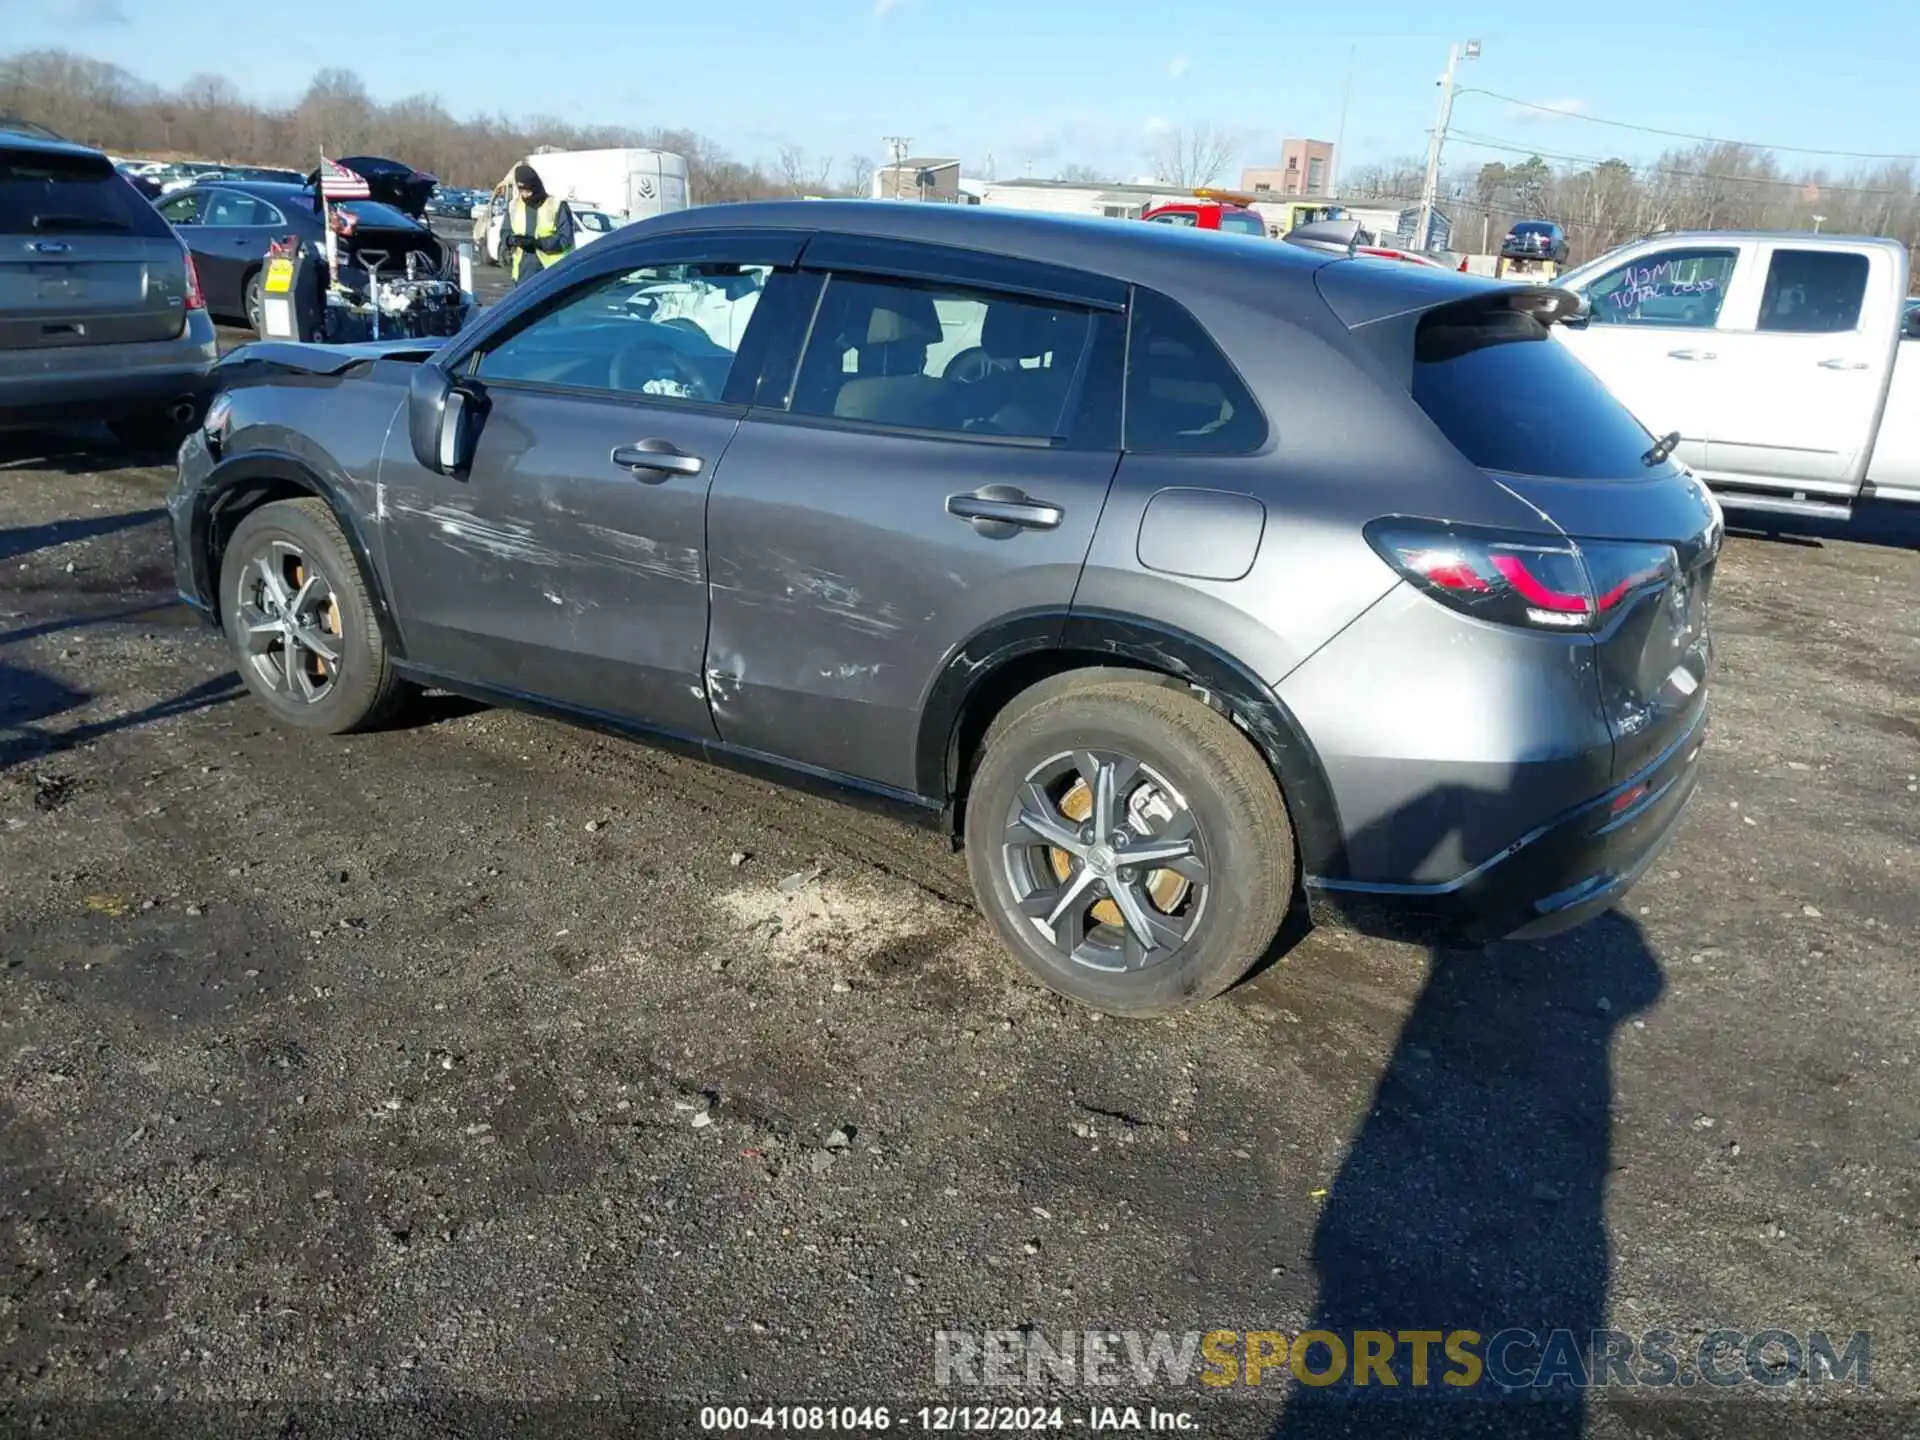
[[1725, 497, 1920, 552], [1258, 778, 1666, 1436], [0, 661, 241, 772], [0, 508, 168, 564]]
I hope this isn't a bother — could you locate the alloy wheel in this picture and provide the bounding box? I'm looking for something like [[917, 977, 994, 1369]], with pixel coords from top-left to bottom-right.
[[1000, 749, 1211, 973], [234, 539, 344, 704]]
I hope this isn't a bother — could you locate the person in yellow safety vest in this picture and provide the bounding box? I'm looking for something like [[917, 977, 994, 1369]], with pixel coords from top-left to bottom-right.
[[505, 164, 576, 285]]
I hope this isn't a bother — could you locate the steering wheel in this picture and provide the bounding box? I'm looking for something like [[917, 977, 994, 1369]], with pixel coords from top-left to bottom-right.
[[942, 346, 999, 385], [609, 339, 706, 398]]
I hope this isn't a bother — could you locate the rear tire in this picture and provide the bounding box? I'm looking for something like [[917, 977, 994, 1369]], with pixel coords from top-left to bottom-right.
[[218, 498, 411, 734], [243, 269, 265, 333], [963, 674, 1295, 1017]]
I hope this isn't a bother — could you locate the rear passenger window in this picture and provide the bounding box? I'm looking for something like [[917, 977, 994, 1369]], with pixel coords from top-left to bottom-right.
[[1124, 288, 1266, 454], [788, 274, 1094, 441], [1758, 249, 1868, 333]]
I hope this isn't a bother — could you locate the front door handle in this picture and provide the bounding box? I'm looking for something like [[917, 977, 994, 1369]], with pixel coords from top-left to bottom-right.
[[947, 488, 1064, 532], [1668, 348, 1717, 361], [1817, 358, 1870, 371], [611, 440, 703, 477]]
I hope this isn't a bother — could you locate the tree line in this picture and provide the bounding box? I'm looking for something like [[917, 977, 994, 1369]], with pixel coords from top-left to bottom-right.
[[1341, 144, 1920, 263], [0, 49, 871, 201], [8, 47, 1916, 265]]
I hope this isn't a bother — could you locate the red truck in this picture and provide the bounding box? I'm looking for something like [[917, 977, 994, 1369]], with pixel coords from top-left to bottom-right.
[[1139, 195, 1268, 237]]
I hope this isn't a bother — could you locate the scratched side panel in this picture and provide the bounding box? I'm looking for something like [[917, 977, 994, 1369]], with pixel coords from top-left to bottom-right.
[[703, 416, 1121, 793], [377, 387, 736, 737]]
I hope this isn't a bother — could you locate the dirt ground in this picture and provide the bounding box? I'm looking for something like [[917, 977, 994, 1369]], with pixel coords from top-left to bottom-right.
[[1, 313, 1916, 1436]]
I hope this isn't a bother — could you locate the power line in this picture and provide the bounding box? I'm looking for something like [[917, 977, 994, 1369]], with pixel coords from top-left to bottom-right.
[[1448, 130, 1920, 199], [1456, 87, 1920, 163]]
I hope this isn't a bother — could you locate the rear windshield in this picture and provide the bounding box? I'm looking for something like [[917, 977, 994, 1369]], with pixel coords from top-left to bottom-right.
[[336, 198, 422, 229], [1411, 307, 1666, 479], [0, 147, 173, 237], [1220, 211, 1266, 236]]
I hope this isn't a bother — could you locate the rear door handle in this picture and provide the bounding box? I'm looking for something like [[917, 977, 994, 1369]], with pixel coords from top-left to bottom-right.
[[1668, 348, 1717, 361], [1817, 358, 1870, 371], [947, 489, 1064, 531], [611, 440, 703, 477]]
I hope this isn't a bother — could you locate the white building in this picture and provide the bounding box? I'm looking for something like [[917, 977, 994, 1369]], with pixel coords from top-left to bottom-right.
[[976, 179, 1193, 220]]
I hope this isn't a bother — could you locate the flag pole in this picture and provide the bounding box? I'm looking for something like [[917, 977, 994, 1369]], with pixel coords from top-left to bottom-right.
[[320, 150, 339, 290]]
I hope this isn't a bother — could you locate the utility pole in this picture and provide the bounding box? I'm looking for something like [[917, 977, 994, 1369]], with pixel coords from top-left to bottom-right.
[[1330, 43, 1355, 198], [1416, 39, 1477, 251], [883, 136, 911, 198]]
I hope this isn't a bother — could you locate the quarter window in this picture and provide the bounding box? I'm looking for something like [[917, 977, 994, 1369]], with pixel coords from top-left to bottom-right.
[[788, 274, 1094, 441], [1758, 249, 1868, 333], [476, 261, 772, 402], [1123, 288, 1266, 454], [1583, 248, 1736, 328]]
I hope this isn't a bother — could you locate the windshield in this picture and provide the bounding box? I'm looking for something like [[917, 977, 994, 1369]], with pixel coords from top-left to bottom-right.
[[1220, 211, 1266, 236], [0, 148, 172, 237]]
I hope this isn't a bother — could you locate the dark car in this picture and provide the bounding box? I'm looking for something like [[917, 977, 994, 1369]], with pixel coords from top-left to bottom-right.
[[1501, 220, 1570, 265], [157, 180, 444, 329], [315, 156, 438, 219], [167, 201, 1718, 1015], [2, 124, 218, 444]]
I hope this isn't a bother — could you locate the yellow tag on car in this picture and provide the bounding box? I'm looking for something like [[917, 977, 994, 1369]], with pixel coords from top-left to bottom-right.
[[264, 257, 295, 295]]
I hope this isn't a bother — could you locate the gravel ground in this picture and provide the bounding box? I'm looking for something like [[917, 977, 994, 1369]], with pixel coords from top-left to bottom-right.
[[0, 316, 1916, 1437]]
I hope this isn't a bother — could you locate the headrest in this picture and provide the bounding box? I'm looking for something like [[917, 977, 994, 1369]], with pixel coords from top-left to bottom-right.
[[851, 289, 942, 347], [982, 304, 1059, 359]]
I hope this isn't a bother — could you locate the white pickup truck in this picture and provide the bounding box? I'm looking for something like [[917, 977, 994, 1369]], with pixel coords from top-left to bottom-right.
[[1551, 232, 1920, 519]]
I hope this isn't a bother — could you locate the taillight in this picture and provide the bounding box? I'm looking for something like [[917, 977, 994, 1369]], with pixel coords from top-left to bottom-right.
[[182, 248, 206, 312], [1366, 518, 1678, 633]]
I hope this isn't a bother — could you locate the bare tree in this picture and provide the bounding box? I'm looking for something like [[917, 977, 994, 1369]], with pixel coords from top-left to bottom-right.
[[1055, 161, 1112, 184], [846, 152, 876, 199], [1146, 124, 1235, 189], [776, 144, 835, 197]]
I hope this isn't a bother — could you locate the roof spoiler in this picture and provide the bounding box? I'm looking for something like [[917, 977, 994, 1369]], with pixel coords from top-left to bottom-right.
[[1284, 217, 1370, 255]]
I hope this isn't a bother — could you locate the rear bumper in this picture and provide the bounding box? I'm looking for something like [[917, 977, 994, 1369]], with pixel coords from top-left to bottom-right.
[[0, 313, 219, 428], [1307, 701, 1708, 943]]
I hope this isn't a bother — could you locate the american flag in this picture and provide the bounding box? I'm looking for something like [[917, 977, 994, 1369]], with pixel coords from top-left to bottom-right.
[[317, 156, 370, 201]]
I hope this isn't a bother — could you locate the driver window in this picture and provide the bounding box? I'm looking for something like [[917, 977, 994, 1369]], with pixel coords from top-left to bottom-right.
[[475, 261, 773, 402], [158, 192, 201, 225], [1583, 248, 1736, 328]]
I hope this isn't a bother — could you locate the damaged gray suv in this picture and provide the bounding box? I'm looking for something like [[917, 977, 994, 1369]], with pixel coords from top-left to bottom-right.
[[169, 201, 1719, 1015]]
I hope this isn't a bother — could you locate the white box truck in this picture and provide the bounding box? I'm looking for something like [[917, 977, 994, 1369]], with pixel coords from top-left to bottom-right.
[[478, 149, 690, 265]]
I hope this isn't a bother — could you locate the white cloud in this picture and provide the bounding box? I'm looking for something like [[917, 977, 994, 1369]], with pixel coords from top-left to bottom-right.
[[1142, 116, 1172, 137], [1168, 56, 1190, 78], [873, 0, 904, 15]]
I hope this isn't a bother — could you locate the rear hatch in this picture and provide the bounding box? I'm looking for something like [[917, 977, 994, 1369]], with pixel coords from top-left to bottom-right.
[[1, 139, 190, 350], [1323, 263, 1722, 780]]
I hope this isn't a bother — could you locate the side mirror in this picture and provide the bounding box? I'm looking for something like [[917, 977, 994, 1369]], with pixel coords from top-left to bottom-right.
[[1559, 291, 1592, 329], [407, 363, 474, 474]]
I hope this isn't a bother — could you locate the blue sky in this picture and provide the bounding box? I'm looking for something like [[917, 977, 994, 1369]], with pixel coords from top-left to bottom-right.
[[6, 0, 1918, 182]]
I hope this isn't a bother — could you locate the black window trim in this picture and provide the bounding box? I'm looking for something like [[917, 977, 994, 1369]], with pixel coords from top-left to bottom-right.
[[1120, 284, 1271, 457], [797, 232, 1127, 312], [443, 228, 811, 411], [756, 265, 1125, 452]]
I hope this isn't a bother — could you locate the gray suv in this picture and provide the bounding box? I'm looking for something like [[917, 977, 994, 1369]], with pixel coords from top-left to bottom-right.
[[168, 202, 1719, 1015], [1, 126, 218, 445]]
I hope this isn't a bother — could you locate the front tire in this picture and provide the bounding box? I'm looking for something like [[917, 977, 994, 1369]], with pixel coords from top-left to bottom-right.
[[218, 498, 410, 734], [243, 269, 265, 333], [963, 674, 1295, 1016]]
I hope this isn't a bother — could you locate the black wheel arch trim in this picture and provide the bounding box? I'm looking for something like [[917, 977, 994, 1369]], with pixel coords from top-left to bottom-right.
[[915, 608, 1348, 880], [186, 449, 402, 654]]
